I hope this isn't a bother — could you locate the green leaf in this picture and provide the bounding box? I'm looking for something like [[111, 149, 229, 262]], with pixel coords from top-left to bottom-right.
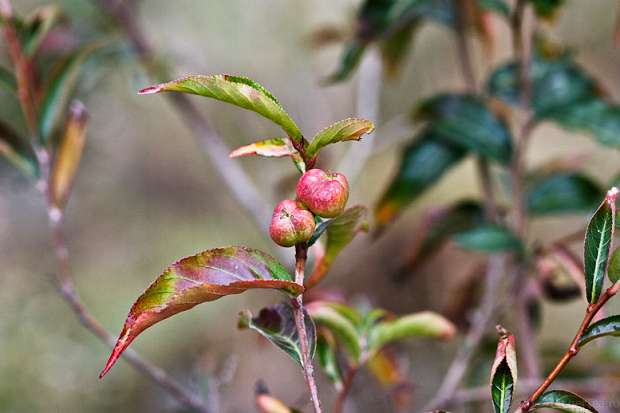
[[368, 311, 455, 354], [238, 302, 315, 368], [490, 332, 518, 413], [396, 200, 485, 280], [306, 118, 374, 159], [584, 189, 617, 304], [18, 5, 62, 56], [380, 23, 417, 76], [316, 331, 344, 389], [0, 119, 38, 177], [38, 44, 100, 143], [578, 315, 620, 347], [229, 138, 305, 173], [414, 94, 513, 163], [326, 41, 366, 83], [306, 206, 368, 288], [608, 247, 620, 283], [529, 0, 565, 20], [532, 390, 597, 413], [454, 224, 522, 253], [375, 130, 466, 228], [139, 74, 304, 145], [306, 301, 362, 362], [527, 173, 602, 216], [0, 65, 16, 93], [478, 0, 511, 17], [100, 246, 303, 378]]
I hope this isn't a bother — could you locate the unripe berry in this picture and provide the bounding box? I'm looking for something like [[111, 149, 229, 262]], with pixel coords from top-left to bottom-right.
[[269, 199, 316, 247], [296, 169, 349, 218]]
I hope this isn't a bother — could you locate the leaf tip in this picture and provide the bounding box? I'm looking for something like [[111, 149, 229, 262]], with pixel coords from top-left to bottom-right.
[[138, 84, 163, 95], [99, 327, 132, 379]]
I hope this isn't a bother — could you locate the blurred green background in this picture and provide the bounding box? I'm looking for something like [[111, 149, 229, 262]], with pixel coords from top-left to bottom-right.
[[2, 0, 620, 412]]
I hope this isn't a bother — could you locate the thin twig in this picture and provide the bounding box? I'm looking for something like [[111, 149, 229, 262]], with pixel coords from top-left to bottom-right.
[[34, 148, 211, 413], [293, 244, 323, 413], [517, 280, 620, 412], [332, 366, 359, 413], [95, 0, 274, 232]]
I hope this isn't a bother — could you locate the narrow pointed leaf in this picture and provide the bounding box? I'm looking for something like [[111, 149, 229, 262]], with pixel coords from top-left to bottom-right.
[[326, 41, 366, 84], [454, 224, 522, 253], [375, 130, 466, 228], [50, 101, 88, 210], [527, 173, 602, 216], [139, 74, 303, 144], [229, 137, 305, 172], [578, 315, 620, 347], [608, 246, 620, 283], [38, 44, 100, 143], [306, 118, 374, 159], [490, 332, 518, 413], [0, 118, 38, 177], [584, 188, 617, 304], [239, 302, 315, 368], [306, 206, 368, 289], [368, 311, 456, 354], [19, 5, 62, 56], [316, 331, 343, 389], [414, 94, 513, 164], [532, 390, 597, 413], [100, 246, 302, 378], [306, 301, 361, 362]]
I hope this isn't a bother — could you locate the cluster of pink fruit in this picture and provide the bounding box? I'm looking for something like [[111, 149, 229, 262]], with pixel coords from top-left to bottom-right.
[[269, 169, 349, 247]]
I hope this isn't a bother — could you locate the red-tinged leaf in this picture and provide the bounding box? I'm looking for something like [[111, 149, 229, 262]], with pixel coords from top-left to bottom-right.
[[229, 138, 305, 173], [100, 246, 302, 378], [306, 118, 375, 159], [490, 329, 518, 413], [138, 74, 304, 145], [306, 206, 368, 289], [50, 101, 88, 210]]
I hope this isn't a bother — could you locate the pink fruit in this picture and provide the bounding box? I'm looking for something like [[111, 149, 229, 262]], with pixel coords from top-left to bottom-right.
[[269, 199, 316, 247], [296, 169, 349, 218]]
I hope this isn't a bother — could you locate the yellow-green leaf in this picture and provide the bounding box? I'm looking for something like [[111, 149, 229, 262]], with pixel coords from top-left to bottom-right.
[[306, 118, 374, 159]]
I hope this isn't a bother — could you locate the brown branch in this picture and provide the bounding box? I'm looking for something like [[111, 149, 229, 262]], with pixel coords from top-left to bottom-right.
[[293, 244, 323, 413], [94, 0, 274, 232], [518, 280, 620, 412]]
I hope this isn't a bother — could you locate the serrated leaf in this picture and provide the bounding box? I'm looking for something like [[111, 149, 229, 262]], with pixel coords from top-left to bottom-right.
[[578, 315, 620, 347], [532, 390, 597, 413], [527, 173, 602, 216], [50, 101, 88, 210], [0, 118, 38, 177], [316, 330, 343, 389], [584, 189, 617, 304], [38, 43, 100, 143], [368, 311, 455, 354], [490, 332, 517, 413], [608, 246, 620, 283], [414, 94, 513, 163], [139, 74, 303, 144], [306, 301, 361, 362], [239, 302, 315, 368], [454, 224, 522, 253], [306, 206, 368, 288], [100, 246, 302, 378], [306, 118, 374, 159], [375, 130, 466, 228]]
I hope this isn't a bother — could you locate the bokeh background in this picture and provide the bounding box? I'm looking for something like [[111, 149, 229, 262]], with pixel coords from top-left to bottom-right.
[[2, 0, 620, 412]]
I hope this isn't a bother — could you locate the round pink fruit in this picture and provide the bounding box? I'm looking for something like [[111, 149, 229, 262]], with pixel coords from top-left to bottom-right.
[[296, 169, 349, 218], [269, 199, 316, 247]]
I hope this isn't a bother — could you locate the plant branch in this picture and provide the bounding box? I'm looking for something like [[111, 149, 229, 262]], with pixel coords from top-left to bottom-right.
[[293, 244, 322, 413], [517, 280, 620, 412], [94, 0, 274, 233], [33, 147, 211, 413], [332, 365, 360, 413]]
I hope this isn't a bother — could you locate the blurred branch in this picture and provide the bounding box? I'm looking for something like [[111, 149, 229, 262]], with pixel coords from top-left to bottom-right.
[[94, 0, 274, 234], [337, 47, 382, 183], [35, 146, 212, 413]]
